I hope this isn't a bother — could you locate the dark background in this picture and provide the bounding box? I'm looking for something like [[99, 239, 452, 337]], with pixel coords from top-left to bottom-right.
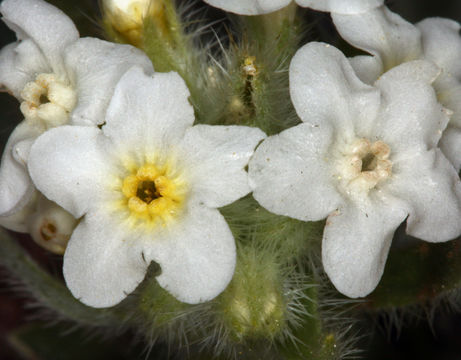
[[1, 0, 461, 359]]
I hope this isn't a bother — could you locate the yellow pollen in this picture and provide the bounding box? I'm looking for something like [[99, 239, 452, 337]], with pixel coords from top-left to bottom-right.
[[121, 162, 186, 226]]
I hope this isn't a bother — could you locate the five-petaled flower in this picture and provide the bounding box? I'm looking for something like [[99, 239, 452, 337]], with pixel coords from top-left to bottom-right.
[[0, 0, 153, 230], [28, 66, 266, 307], [248, 42, 461, 298]]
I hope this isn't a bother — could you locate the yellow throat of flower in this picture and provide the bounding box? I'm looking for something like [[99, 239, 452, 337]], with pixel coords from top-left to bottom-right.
[[120, 161, 187, 228]]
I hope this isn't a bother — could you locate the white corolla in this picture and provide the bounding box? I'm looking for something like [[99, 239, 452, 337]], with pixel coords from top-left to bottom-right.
[[203, 0, 383, 16], [249, 42, 461, 298], [330, 5, 461, 170], [28, 66, 265, 307], [0, 0, 153, 225]]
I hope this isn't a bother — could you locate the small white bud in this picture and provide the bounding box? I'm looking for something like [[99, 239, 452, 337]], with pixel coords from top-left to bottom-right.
[[28, 196, 78, 255]]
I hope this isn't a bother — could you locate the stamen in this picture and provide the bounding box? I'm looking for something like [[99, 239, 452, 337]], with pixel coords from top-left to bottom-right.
[[136, 180, 160, 204]]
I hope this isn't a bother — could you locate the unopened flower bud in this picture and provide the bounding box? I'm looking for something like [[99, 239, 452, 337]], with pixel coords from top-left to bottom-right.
[[218, 247, 286, 340], [28, 196, 77, 255], [103, 0, 160, 45]]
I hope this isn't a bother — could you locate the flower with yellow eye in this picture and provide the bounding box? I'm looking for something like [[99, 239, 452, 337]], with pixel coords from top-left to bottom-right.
[[0, 0, 153, 226], [28, 67, 266, 307]]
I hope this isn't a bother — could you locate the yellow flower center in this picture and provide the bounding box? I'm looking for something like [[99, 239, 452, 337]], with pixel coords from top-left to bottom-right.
[[121, 163, 187, 226]]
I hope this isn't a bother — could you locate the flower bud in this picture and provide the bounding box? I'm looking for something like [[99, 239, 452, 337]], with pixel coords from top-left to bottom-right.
[[28, 196, 77, 255], [218, 246, 286, 341], [103, 0, 160, 45]]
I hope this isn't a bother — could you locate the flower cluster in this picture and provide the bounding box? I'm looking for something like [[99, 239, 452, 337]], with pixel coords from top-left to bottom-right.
[[0, 0, 265, 307], [1, 0, 461, 326]]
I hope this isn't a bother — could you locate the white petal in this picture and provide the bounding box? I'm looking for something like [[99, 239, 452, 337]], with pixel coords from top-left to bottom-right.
[[103, 68, 194, 155], [348, 55, 383, 85], [0, 0, 79, 76], [0, 40, 49, 98], [0, 190, 37, 232], [386, 148, 461, 242], [179, 125, 265, 208], [28, 126, 111, 218], [439, 126, 461, 171], [332, 6, 422, 75], [65, 38, 154, 126], [144, 203, 236, 304], [434, 75, 461, 129], [203, 0, 291, 15], [63, 210, 148, 308], [322, 199, 407, 298], [373, 60, 447, 154], [289, 42, 380, 137], [418, 18, 461, 80], [297, 0, 383, 14], [12, 137, 35, 165], [249, 123, 343, 221], [0, 121, 41, 216]]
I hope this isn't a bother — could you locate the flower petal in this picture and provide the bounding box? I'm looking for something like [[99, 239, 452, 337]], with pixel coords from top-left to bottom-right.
[[203, 0, 291, 15], [373, 60, 448, 154], [63, 210, 148, 308], [332, 6, 422, 76], [0, 121, 41, 216], [0, 190, 37, 232], [418, 18, 461, 80], [0, 40, 49, 98], [28, 126, 111, 218], [289, 42, 380, 137], [439, 126, 461, 171], [249, 122, 343, 221], [386, 148, 461, 242], [65, 38, 154, 126], [103, 67, 194, 155], [434, 75, 461, 128], [180, 125, 265, 208], [144, 203, 236, 304], [322, 199, 407, 298], [348, 55, 383, 85], [0, 0, 79, 76], [297, 0, 383, 14]]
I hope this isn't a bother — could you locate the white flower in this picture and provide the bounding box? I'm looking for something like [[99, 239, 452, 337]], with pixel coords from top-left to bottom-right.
[[248, 42, 461, 298], [331, 6, 461, 170], [203, 0, 383, 16], [28, 66, 266, 307], [0, 0, 154, 220]]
